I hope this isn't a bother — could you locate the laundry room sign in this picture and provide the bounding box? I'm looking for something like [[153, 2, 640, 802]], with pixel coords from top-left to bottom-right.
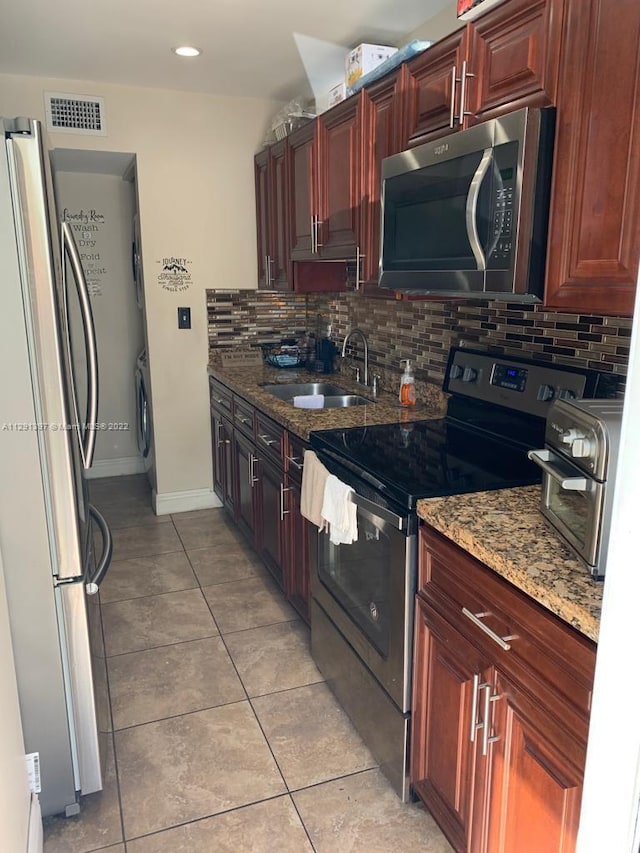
[[156, 256, 193, 292], [62, 207, 107, 297]]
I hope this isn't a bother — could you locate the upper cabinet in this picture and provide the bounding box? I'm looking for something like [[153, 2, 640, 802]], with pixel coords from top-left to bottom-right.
[[252, 0, 639, 313], [290, 96, 362, 262], [254, 140, 290, 290], [403, 0, 562, 148], [544, 0, 640, 315]]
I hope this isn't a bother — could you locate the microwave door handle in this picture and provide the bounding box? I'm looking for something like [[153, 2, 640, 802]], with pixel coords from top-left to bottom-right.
[[527, 449, 589, 491], [62, 221, 99, 469], [466, 148, 492, 271]]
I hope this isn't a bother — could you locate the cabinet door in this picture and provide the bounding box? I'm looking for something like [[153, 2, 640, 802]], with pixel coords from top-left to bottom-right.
[[467, 0, 562, 124], [412, 595, 490, 853], [403, 29, 468, 148], [233, 431, 256, 545], [360, 71, 404, 288], [316, 96, 361, 259], [285, 477, 310, 623], [484, 669, 584, 852], [254, 149, 270, 289], [544, 0, 640, 315], [211, 408, 233, 513], [289, 122, 317, 260], [256, 456, 285, 589], [270, 140, 291, 290]]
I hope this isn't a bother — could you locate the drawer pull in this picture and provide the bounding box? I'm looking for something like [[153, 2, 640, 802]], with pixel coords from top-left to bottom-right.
[[287, 455, 304, 471], [462, 608, 514, 651], [239, 416, 252, 425], [481, 684, 502, 756], [258, 433, 276, 446]]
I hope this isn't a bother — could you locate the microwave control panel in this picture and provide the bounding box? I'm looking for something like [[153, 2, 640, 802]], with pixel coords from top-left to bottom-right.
[[492, 184, 515, 261]]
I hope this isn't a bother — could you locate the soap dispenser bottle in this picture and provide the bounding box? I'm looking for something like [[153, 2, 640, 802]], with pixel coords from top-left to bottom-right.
[[399, 359, 416, 407]]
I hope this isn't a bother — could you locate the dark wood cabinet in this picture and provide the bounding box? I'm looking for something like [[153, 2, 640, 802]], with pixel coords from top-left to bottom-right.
[[412, 525, 596, 853], [403, 0, 561, 147], [544, 0, 640, 315], [289, 122, 317, 260], [284, 433, 311, 623], [255, 455, 286, 589], [254, 140, 290, 290], [403, 29, 469, 147], [209, 378, 234, 513], [359, 71, 405, 290], [232, 430, 256, 544]]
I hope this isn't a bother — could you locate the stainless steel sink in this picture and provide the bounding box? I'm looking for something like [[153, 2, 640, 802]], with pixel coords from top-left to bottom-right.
[[260, 382, 373, 407]]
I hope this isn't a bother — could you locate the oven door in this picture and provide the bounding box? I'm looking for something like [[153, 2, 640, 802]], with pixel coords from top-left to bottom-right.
[[529, 448, 604, 569], [312, 489, 416, 713]]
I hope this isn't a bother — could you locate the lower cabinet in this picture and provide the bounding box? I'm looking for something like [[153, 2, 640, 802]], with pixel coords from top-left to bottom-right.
[[209, 377, 311, 622], [412, 525, 596, 853]]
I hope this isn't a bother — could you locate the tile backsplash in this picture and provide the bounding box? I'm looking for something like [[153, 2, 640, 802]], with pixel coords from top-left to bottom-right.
[[207, 290, 632, 393]]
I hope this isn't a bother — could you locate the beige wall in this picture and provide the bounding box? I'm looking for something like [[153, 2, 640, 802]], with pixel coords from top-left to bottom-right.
[[408, 4, 460, 43], [1, 74, 276, 502]]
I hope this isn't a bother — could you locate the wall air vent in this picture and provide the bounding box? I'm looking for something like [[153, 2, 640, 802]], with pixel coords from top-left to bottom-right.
[[44, 92, 107, 136]]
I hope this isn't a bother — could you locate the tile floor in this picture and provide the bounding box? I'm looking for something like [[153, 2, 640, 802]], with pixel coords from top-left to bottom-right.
[[43, 475, 452, 852]]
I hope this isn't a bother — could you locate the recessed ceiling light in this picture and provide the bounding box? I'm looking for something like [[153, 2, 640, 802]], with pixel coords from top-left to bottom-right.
[[173, 46, 201, 58]]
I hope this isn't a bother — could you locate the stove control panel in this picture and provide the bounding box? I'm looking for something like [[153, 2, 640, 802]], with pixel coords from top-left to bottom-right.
[[443, 347, 615, 420]]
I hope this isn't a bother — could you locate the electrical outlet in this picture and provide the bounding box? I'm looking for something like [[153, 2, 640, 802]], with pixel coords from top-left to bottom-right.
[[178, 307, 191, 329]]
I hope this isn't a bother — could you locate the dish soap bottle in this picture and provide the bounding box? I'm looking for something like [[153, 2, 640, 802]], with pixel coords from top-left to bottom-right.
[[399, 359, 416, 407]]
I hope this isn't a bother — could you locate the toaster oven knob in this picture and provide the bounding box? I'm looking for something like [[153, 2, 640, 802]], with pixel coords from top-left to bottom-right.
[[450, 364, 463, 380], [570, 437, 593, 458], [561, 428, 585, 445]]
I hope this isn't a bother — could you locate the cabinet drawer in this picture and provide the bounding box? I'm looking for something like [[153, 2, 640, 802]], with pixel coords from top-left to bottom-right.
[[419, 526, 596, 731], [209, 377, 233, 416], [233, 397, 255, 439], [284, 432, 307, 483], [254, 411, 284, 466]]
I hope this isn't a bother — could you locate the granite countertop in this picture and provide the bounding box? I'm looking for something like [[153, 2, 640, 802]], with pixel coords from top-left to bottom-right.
[[207, 362, 448, 440], [417, 487, 602, 643]]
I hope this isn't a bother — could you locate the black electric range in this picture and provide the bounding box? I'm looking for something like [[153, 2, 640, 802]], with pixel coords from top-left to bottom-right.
[[310, 346, 618, 512]]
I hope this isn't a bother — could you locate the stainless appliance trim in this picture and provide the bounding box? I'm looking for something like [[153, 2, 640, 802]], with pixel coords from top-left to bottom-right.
[[6, 121, 84, 583], [61, 220, 99, 470], [466, 147, 492, 270]]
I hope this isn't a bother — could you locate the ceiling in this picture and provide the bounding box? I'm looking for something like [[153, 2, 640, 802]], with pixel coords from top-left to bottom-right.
[[0, 0, 451, 102]]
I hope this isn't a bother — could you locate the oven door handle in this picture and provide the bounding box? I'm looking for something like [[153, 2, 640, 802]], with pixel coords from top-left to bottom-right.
[[527, 449, 589, 491], [466, 147, 492, 271], [348, 492, 407, 532]]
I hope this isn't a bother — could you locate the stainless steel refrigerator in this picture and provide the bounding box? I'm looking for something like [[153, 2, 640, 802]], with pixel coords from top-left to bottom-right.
[[0, 117, 113, 818]]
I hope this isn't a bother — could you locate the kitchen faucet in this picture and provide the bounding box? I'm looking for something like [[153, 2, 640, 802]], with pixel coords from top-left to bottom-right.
[[341, 327, 369, 387]]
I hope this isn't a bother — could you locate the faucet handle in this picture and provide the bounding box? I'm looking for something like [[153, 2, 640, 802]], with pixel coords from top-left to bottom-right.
[[372, 374, 381, 396], [350, 365, 361, 383]]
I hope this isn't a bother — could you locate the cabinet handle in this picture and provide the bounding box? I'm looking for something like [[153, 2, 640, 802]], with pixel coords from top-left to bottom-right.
[[239, 416, 252, 425], [249, 453, 259, 487], [279, 482, 291, 521], [481, 684, 502, 756], [315, 217, 323, 249], [469, 673, 481, 743], [287, 455, 304, 471], [462, 608, 515, 651], [258, 433, 276, 446], [311, 215, 316, 254], [450, 65, 457, 128], [267, 255, 274, 288], [216, 397, 230, 410], [458, 60, 475, 126], [355, 245, 365, 291]]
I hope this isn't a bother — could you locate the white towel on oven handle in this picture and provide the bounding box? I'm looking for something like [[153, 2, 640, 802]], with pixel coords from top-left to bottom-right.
[[321, 474, 358, 545]]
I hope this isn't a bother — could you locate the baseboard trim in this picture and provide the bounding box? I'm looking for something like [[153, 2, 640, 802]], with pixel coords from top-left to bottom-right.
[[85, 456, 145, 479], [152, 487, 223, 515]]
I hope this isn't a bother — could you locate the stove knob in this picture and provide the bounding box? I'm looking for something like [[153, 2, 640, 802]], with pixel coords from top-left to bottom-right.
[[462, 366, 478, 383], [537, 384, 555, 402], [558, 388, 577, 400], [450, 364, 463, 380], [571, 437, 592, 458]]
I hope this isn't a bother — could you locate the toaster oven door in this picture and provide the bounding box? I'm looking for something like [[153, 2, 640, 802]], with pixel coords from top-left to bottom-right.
[[529, 448, 604, 569]]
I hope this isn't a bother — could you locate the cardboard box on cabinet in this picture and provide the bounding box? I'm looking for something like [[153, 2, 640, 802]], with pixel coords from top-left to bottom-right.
[[345, 43, 398, 90]]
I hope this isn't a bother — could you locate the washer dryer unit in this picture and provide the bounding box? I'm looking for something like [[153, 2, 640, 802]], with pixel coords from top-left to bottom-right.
[[135, 349, 154, 482]]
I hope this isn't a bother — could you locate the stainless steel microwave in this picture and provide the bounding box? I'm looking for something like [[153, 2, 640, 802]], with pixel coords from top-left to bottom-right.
[[379, 107, 555, 300]]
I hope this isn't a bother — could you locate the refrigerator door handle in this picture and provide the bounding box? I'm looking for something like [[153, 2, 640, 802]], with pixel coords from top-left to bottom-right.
[[61, 221, 99, 470], [86, 505, 112, 595]]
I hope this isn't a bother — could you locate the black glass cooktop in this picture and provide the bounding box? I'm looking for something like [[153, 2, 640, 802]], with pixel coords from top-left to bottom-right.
[[310, 415, 543, 512]]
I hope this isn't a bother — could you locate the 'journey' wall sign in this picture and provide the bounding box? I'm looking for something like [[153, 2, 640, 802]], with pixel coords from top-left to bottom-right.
[[157, 256, 193, 292]]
